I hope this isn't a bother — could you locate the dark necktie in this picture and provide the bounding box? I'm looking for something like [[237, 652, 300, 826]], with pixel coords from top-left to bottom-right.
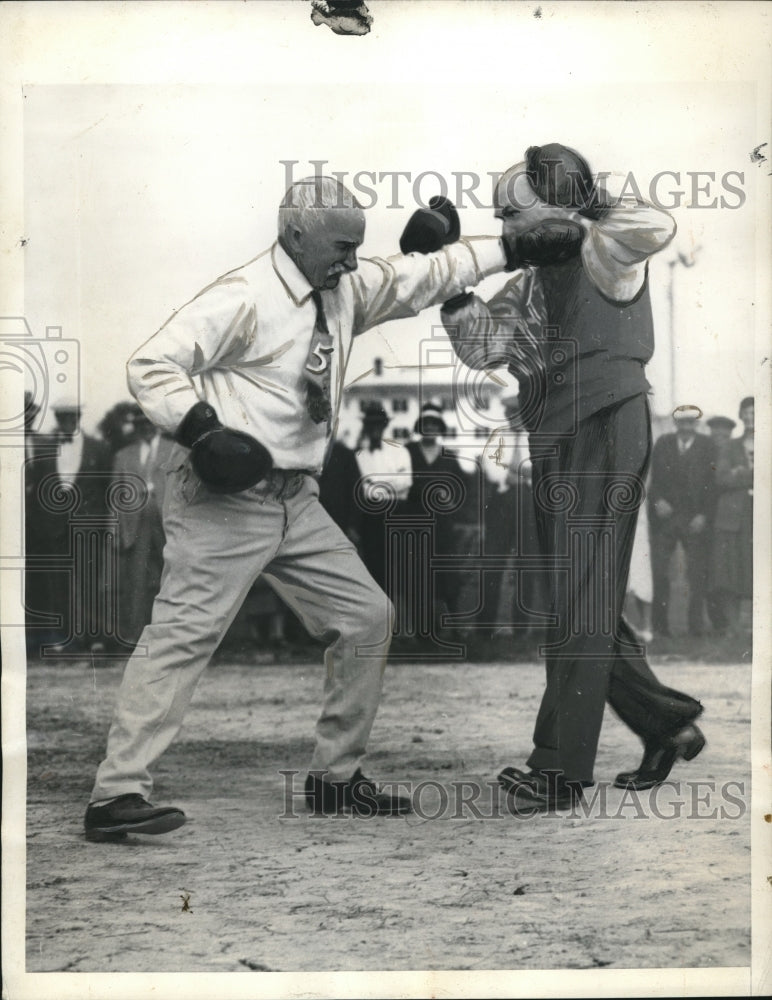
[[305, 291, 334, 425]]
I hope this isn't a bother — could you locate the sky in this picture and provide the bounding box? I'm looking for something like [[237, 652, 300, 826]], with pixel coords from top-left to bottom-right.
[[9, 2, 769, 434]]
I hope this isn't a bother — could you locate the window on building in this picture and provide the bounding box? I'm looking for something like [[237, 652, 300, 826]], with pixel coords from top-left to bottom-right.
[[392, 427, 410, 440], [392, 398, 408, 413]]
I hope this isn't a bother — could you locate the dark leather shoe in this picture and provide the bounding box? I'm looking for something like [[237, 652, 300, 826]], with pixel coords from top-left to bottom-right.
[[614, 723, 706, 790], [498, 765, 594, 793], [84, 794, 186, 842], [305, 769, 411, 816], [498, 768, 582, 814], [497, 765, 536, 794]]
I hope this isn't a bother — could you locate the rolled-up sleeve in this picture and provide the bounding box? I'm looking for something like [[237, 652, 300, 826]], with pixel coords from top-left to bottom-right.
[[350, 236, 507, 333], [582, 200, 677, 303], [127, 277, 256, 433]]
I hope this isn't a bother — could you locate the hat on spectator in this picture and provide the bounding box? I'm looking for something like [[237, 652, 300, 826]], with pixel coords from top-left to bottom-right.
[[414, 402, 447, 436], [706, 415, 736, 431], [672, 404, 702, 421], [362, 402, 389, 426]]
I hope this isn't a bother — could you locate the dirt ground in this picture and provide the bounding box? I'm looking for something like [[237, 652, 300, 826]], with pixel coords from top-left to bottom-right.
[[24, 655, 751, 975]]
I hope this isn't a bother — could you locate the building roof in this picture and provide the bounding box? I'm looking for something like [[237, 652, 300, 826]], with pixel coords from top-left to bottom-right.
[[344, 362, 512, 393]]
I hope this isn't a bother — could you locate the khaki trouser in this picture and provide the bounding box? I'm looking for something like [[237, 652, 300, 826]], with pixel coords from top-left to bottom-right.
[[91, 462, 393, 802]]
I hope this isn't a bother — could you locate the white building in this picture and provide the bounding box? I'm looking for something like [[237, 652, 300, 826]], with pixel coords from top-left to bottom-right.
[[336, 342, 517, 462]]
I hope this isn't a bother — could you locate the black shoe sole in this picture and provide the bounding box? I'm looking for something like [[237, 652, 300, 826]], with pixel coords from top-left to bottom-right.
[[503, 786, 577, 815], [498, 768, 593, 794], [612, 776, 665, 791], [85, 811, 186, 842]]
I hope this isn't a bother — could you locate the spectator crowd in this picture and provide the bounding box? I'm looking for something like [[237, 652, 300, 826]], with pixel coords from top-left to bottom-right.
[[23, 389, 754, 660]]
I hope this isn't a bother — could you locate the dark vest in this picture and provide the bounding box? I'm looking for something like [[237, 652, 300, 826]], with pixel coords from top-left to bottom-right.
[[518, 258, 654, 436]]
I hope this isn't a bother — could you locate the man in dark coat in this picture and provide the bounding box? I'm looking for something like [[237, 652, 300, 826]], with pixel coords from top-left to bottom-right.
[[648, 406, 716, 637], [113, 411, 174, 646], [708, 399, 754, 632], [704, 414, 737, 629], [319, 437, 362, 545], [36, 400, 114, 653]]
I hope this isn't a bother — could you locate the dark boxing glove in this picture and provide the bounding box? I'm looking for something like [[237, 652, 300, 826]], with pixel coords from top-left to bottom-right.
[[175, 401, 273, 494], [399, 196, 461, 255], [502, 219, 585, 270]]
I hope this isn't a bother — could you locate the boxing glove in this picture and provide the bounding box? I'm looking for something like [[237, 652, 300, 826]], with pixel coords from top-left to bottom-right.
[[502, 219, 585, 270], [399, 196, 460, 255], [175, 401, 273, 494]]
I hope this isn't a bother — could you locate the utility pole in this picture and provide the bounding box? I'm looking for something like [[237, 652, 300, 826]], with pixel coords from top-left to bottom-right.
[[667, 249, 699, 412]]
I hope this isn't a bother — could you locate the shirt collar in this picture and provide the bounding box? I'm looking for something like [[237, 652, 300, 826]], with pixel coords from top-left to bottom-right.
[[272, 241, 314, 306]]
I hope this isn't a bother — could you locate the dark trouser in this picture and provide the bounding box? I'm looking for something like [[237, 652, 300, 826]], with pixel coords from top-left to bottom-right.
[[650, 523, 709, 635], [480, 484, 547, 635], [526, 396, 702, 784], [706, 589, 735, 632]]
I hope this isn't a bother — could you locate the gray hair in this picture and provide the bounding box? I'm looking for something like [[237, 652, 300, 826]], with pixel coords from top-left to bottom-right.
[[278, 175, 361, 234]]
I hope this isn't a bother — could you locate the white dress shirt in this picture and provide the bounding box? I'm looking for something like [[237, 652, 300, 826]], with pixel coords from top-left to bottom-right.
[[57, 435, 83, 483], [356, 440, 413, 503], [138, 432, 161, 493], [138, 433, 160, 470], [128, 238, 506, 474]]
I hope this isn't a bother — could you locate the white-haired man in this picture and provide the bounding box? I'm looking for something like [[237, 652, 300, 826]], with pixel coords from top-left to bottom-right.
[[85, 175, 512, 840]]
